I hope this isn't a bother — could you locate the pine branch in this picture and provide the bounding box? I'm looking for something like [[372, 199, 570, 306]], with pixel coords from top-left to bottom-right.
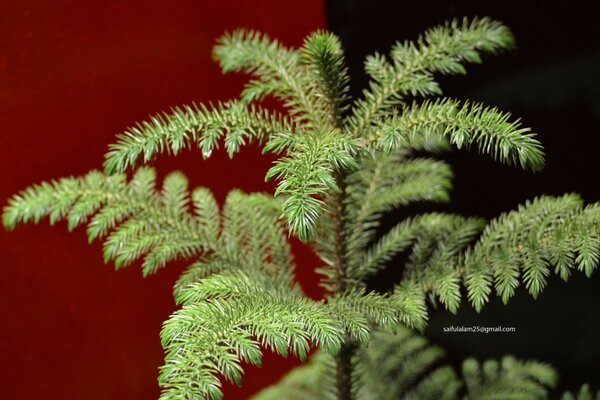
[[389, 282, 429, 331], [402, 367, 462, 400], [104, 101, 296, 174], [3, 169, 299, 286], [328, 288, 409, 344], [163, 267, 432, 399], [214, 30, 330, 129], [462, 356, 557, 400], [365, 196, 599, 315], [250, 351, 337, 400], [562, 385, 600, 400], [373, 99, 545, 171], [265, 130, 358, 240], [347, 17, 514, 137], [160, 271, 345, 400], [464, 195, 600, 311], [301, 31, 351, 127], [351, 156, 453, 215], [350, 213, 479, 283], [344, 152, 453, 275], [173, 190, 295, 299], [403, 216, 485, 314], [3, 168, 211, 276], [355, 327, 454, 400], [354, 328, 556, 400]]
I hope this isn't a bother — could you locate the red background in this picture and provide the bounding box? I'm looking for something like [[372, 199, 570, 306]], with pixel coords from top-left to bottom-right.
[[0, 1, 325, 398]]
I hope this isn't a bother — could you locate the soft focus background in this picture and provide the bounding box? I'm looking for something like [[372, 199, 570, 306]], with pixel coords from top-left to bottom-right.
[[1, 0, 599, 398]]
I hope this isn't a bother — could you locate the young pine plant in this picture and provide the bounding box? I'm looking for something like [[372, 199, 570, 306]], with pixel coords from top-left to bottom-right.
[[4, 17, 600, 400]]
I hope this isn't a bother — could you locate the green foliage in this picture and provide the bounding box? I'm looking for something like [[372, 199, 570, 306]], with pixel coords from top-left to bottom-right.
[[162, 270, 431, 399], [562, 385, 600, 400], [373, 99, 544, 171], [4, 16, 599, 400], [253, 327, 557, 400], [213, 30, 330, 129], [160, 270, 344, 400], [251, 351, 337, 400], [104, 101, 297, 174], [301, 31, 351, 126], [172, 189, 296, 299], [461, 356, 557, 400], [4, 168, 210, 276], [265, 129, 358, 240], [464, 195, 600, 311], [355, 327, 452, 400], [347, 17, 514, 138]]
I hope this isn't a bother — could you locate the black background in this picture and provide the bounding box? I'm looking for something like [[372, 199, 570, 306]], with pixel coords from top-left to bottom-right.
[[327, 0, 600, 395]]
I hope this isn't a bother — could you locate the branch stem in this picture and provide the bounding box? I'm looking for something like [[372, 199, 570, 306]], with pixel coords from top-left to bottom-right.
[[331, 170, 356, 400], [332, 172, 349, 292], [336, 341, 357, 400]]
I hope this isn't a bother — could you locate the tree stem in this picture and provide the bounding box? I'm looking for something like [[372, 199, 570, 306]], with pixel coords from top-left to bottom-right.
[[331, 171, 356, 400], [336, 341, 357, 400], [332, 172, 348, 292]]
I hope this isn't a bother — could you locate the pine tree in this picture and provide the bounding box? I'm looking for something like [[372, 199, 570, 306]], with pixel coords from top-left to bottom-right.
[[4, 17, 599, 400]]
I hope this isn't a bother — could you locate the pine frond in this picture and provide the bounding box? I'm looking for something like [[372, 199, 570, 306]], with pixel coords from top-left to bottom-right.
[[250, 351, 337, 400], [3, 168, 212, 276], [389, 282, 429, 331], [462, 356, 557, 400], [213, 30, 330, 129], [402, 367, 462, 400], [104, 101, 297, 174], [265, 130, 358, 240], [403, 216, 485, 313], [220, 191, 288, 264], [356, 157, 453, 214], [347, 17, 514, 137], [344, 152, 453, 270], [463, 194, 600, 311], [173, 257, 230, 300], [301, 31, 351, 126], [351, 213, 480, 283], [327, 289, 401, 344], [173, 190, 295, 299], [159, 271, 345, 400], [164, 271, 436, 400], [174, 269, 299, 305], [3, 168, 299, 284], [191, 187, 221, 243], [355, 327, 454, 400], [373, 99, 545, 171], [562, 385, 600, 400]]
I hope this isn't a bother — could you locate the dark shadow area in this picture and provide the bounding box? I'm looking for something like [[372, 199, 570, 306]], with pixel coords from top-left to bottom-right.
[[327, 0, 600, 395]]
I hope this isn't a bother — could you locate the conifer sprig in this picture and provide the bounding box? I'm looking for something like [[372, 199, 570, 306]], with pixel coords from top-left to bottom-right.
[[265, 129, 358, 240], [463, 194, 600, 311], [562, 385, 600, 400], [161, 270, 430, 399], [300, 31, 351, 126], [104, 101, 297, 174], [373, 99, 545, 171], [213, 30, 330, 129], [347, 17, 515, 137], [160, 271, 344, 400], [4, 168, 211, 276]]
